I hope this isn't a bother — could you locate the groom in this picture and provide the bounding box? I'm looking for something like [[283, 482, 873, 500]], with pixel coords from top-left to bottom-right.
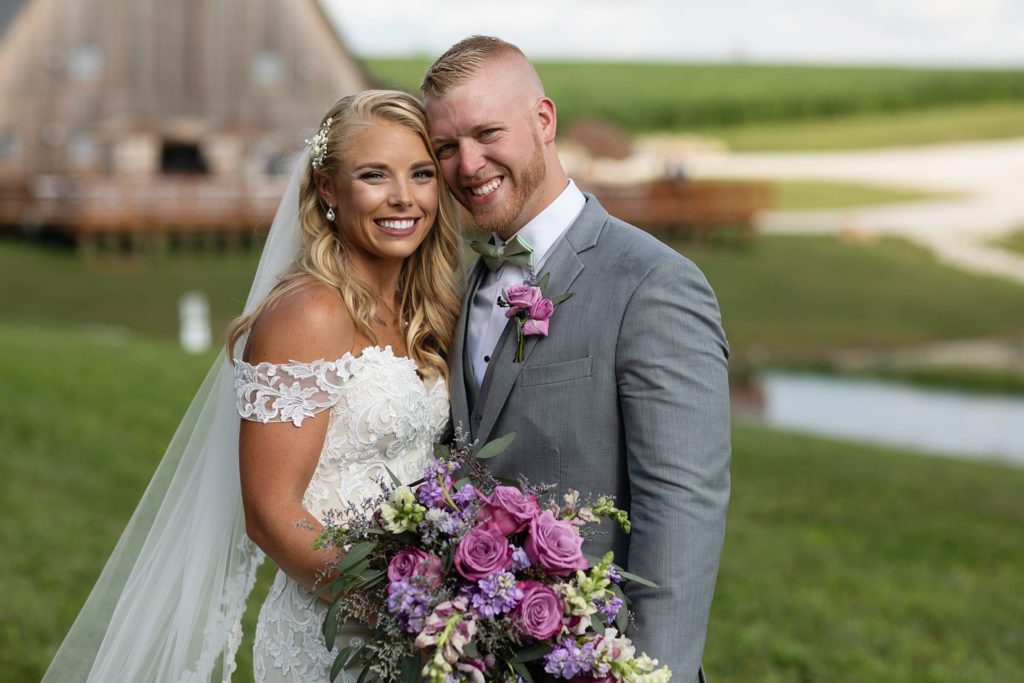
[[423, 36, 731, 683]]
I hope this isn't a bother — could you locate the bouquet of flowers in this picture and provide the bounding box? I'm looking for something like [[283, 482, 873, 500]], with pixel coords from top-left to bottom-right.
[[314, 434, 672, 683]]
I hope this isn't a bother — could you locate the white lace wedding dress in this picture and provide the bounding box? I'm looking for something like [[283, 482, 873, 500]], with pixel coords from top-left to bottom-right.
[[234, 345, 448, 683]]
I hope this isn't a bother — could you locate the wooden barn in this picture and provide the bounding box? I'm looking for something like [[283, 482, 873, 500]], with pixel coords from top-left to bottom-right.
[[0, 0, 371, 248]]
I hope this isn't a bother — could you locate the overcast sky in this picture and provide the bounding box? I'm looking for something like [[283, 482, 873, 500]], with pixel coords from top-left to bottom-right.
[[323, 0, 1024, 66]]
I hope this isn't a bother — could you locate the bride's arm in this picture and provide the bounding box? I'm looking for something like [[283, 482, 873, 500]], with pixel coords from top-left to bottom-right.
[[238, 284, 355, 593]]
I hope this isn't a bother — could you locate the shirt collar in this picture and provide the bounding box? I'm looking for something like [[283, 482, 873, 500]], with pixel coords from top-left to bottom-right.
[[494, 180, 586, 267]]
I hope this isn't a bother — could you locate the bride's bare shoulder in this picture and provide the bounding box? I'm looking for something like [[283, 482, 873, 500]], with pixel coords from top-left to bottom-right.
[[243, 279, 354, 365]]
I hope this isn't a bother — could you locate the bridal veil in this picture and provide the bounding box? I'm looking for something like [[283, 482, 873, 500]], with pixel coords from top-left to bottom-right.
[[42, 150, 311, 682]]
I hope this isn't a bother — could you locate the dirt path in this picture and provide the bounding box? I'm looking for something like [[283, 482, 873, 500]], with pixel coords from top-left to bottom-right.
[[687, 137, 1024, 284]]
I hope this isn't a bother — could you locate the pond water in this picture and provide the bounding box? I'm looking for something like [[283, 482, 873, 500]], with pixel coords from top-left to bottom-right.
[[744, 372, 1024, 465]]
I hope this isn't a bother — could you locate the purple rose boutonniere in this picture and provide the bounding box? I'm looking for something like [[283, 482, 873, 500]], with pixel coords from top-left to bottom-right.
[[498, 272, 572, 362]]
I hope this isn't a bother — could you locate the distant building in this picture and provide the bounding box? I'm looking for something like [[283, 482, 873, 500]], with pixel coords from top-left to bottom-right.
[[0, 0, 372, 244]]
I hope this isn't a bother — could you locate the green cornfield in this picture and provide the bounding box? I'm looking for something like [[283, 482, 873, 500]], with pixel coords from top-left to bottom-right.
[[367, 58, 1024, 132]]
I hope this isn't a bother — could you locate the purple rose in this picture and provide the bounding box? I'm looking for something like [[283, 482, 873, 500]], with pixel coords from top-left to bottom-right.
[[514, 580, 564, 640], [504, 284, 543, 317], [524, 511, 589, 577], [523, 296, 554, 336], [388, 548, 442, 588], [454, 526, 514, 582], [478, 486, 541, 536]]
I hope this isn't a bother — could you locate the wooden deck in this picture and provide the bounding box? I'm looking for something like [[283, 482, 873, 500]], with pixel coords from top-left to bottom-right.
[[0, 175, 771, 249], [583, 178, 772, 236]]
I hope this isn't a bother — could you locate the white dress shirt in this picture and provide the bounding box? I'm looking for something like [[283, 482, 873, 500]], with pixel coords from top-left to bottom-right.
[[467, 180, 586, 387]]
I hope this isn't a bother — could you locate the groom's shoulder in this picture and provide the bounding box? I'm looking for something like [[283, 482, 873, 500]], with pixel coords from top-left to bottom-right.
[[590, 205, 697, 276]]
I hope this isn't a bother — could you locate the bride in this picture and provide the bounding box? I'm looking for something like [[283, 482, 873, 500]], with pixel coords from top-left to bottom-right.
[[42, 90, 461, 682]]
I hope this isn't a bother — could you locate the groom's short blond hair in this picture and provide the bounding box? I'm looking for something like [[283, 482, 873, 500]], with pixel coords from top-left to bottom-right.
[[421, 35, 527, 98]]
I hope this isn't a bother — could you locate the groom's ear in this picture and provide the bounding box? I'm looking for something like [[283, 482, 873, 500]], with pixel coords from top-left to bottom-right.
[[313, 170, 336, 208], [535, 97, 557, 145]]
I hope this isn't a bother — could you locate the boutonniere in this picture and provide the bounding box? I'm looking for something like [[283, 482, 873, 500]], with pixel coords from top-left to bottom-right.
[[497, 272, 572, 362]]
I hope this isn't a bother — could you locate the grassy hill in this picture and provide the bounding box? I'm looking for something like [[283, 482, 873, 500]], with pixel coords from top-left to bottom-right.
[[3, 323, 1022, 682]]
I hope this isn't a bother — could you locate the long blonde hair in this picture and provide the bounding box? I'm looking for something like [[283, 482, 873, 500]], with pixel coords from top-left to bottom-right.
[[226, 90, 461, 379]]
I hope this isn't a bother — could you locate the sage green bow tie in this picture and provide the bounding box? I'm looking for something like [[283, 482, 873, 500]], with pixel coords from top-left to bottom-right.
[[469, 234, 535, 271]]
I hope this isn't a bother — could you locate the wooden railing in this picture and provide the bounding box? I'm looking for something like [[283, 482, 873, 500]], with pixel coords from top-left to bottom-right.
[[581, 178, 772, 236]]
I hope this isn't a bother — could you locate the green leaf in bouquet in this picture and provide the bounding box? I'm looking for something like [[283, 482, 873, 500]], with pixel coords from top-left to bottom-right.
[[510, 643, 552, 663], [591, 616, 606, 635], [434, 442, 450, 460], [536, 272, 551, 291], [383, 465, 403, 487], [357, 569, 386, 589], [453, 476, 471, 490], [475, 432, 517, 460], [356, 663, 371, 683], [336, 541, 376, 574], [616, 567, 660, 589], [400, 654, 420, 683], [323, 599, 342, 644], [510, 659, 535, 683], [462, 640, 481, 659], [615, 603, 629, 632], [331, 645, 354, 681], [549, 292, 572, 306]]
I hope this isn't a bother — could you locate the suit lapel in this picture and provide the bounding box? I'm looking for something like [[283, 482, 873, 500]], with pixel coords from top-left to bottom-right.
[[473, 195, 607, 445], [449, 259, 486, 439]]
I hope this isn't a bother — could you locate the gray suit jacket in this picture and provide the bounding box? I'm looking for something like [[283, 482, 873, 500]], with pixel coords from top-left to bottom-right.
[[449, 195, 729, 683]]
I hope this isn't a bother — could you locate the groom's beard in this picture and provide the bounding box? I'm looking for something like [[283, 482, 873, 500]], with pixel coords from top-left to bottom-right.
[[464, 134, 546, 236]]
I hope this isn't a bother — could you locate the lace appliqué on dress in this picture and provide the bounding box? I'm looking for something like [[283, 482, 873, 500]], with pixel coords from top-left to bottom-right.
[[235, 358, 356, 427], [232, 347, 449, 683]]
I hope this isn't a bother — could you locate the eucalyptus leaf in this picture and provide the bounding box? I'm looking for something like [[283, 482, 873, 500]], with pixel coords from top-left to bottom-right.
[[475, 432, 517, 460], [336, 541, 376, 574], [592, 616, 607, 635], [434, 443, 450, 460], [331, 645, 354, 681], [510, 643, 552, 663], [617, 567, 660, 589], [401, 655, 420, 683], [537, 272, 551, 291], [383, 465, 403, 487], [322, 599, 341, 644], [511, 659, 535, 683], [550, 292, 572, 306]]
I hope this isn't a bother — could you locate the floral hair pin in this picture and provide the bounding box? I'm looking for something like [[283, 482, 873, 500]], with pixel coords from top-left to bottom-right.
[[497, 272, 572, 362], [305, 117, 332, 169]]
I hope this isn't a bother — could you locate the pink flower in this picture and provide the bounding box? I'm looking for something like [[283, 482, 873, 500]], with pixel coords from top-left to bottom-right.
[[454, 526, 514, 581], [524, 511, 589, 577], [504, 284, 543, 317], [478, 486, 541, 536], [523, 296, 554, 336], [387, 548, 442, 588], [513, 580, 564, 640]]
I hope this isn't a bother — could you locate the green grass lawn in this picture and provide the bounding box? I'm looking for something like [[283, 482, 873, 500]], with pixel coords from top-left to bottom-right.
[[674, 235, 1024, 368], [4, 324, 1022, 682], [762, 180, 948, 211], [992, 229, 1024, 256], [701, 101, 1024, 151], [5, 234, 1024, 371]]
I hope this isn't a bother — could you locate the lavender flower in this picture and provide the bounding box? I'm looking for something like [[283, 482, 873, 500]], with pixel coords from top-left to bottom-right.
[[606, 565, 622, 584], [543, 638, 596, 679], [510, 545, 532, 572], [451, 483, 477, 508], [466, 571, 523, 618], [387, 579, 433, 633], [597, 596, 624, 623], [417, 476, 449, 508]]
